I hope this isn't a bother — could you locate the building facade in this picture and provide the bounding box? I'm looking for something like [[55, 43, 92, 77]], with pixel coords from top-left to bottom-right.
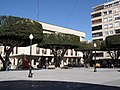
[[0, 22, 85, 69], [91, 0, 120, 66]]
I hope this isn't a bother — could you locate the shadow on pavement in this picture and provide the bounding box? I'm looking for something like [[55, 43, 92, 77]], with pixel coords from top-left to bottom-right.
[[0, 80, 120, 90]]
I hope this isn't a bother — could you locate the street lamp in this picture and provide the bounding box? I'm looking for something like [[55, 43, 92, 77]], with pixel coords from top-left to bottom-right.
[[93, 43, 97, 72], [28, 34, 33, 78]]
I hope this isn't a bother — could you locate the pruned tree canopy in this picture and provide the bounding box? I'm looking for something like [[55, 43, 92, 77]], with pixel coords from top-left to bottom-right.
[[76, 40, 101, 51], [106, 34, 120, 49], [38, 33, 80, 49], [0, 15, 43, 46]]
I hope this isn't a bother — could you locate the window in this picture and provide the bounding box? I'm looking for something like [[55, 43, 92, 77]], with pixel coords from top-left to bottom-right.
[[44, 49, 47, 54], [71, 49, 73, 55], [115, 29, 120, 34], [36, 47, 40, 54], [108, 17, 112, 21], [109, 30, 113, 35], [108, 10, 112, 14], [114, 14, 119, 20], [115, 17, 120, 20], [92, 25, 102, 31], [104, 18, 108, 22], [92, 32, 103, 37], [114, 22, 120, 27], [66, 50, 68, 55], [93, 39, 103, 42], [42, 49, 47, 54], [114, 2, 119, 6], [92, 12, 101, 18], [16, 46, 18, 54], [103, 11, 107, 16], [105, 31, 109, 35], [105, 30, 113, 35], [113, 8, 119, 13], [109, 23, 113, 28], [50, 50, 53, 55], [104, 24, 108, 29], [92, 19, 102, 24], [75, 51, 77, 56]]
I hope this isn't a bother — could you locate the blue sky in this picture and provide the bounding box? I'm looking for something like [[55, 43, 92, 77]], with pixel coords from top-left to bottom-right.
[[0, 0, 112, 40]]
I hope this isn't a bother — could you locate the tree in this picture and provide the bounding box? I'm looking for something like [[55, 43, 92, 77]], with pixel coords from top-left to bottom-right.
[[105, 34, 120, 67], [75, 41, 101, 68], [0, 16, 43, 70], [38, 33, 80, 67]]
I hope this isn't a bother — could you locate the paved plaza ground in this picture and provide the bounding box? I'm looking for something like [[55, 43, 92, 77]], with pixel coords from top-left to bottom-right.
[[0, 68, 120, 90]]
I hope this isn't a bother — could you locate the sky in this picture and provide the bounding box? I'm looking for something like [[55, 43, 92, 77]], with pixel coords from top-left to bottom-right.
[[0, 0, 112, 40]]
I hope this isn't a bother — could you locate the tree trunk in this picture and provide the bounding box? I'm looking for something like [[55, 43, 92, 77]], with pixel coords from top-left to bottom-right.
[[108, 50, 120, 68], [0, 54, 6, 71], [83, 51, 94, 68], [51, 47, 67, 68], [0, 46, 14, 71]]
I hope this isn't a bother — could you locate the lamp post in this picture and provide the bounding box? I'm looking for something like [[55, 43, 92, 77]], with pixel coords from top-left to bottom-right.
[[28, 34, 33, 78], [93, 43, 97, 72]]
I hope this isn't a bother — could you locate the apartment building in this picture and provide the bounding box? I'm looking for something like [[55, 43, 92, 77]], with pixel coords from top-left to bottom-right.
[[0, 22, 85, 69], [91, 0, 120, 65]]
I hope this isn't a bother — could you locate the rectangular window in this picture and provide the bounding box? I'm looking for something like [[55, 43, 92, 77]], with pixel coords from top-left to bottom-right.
[[44, 49, 47, 54], [66, 50, 68, 55], [105, 31, 109, 35], [114, 1, 119, 6], [92, 19, 102, 24], [105, 30, 113, 36], [103, 11, 107, 16], [114, 14, 119, 20], [115, 17, 120, 20], [92, 32, 103, 37], [108, 10, 112, 14], [75, 51, 77, 56], [109, 23, 113, 28], [93, 39, 103, 42], [92, 25, 102, 31], [42, 49, 47, 54], [71, 49, 73, 56], [104, 24, 108, 29], [50, 50, 53, 55], [15, 46, 18, 54], [109, 30, 113, 35], [113, 8, 119, 13], [115, 29, 120, 34], [92, 12, 101, 18], [36, 47, 40, 54], [104, 18, 108, 22], [114, 22, 120, 27], [108, 17, 112, 21]]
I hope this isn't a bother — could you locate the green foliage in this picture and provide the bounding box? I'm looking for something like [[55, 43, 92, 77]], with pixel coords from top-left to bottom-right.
[[39, 33, 80, 48], [78, 42, 93, 51], [76, 40, 101, 51], [100, 40, 107, 50], [0, 15, 43, 46], [106, 34, 120, 49]]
